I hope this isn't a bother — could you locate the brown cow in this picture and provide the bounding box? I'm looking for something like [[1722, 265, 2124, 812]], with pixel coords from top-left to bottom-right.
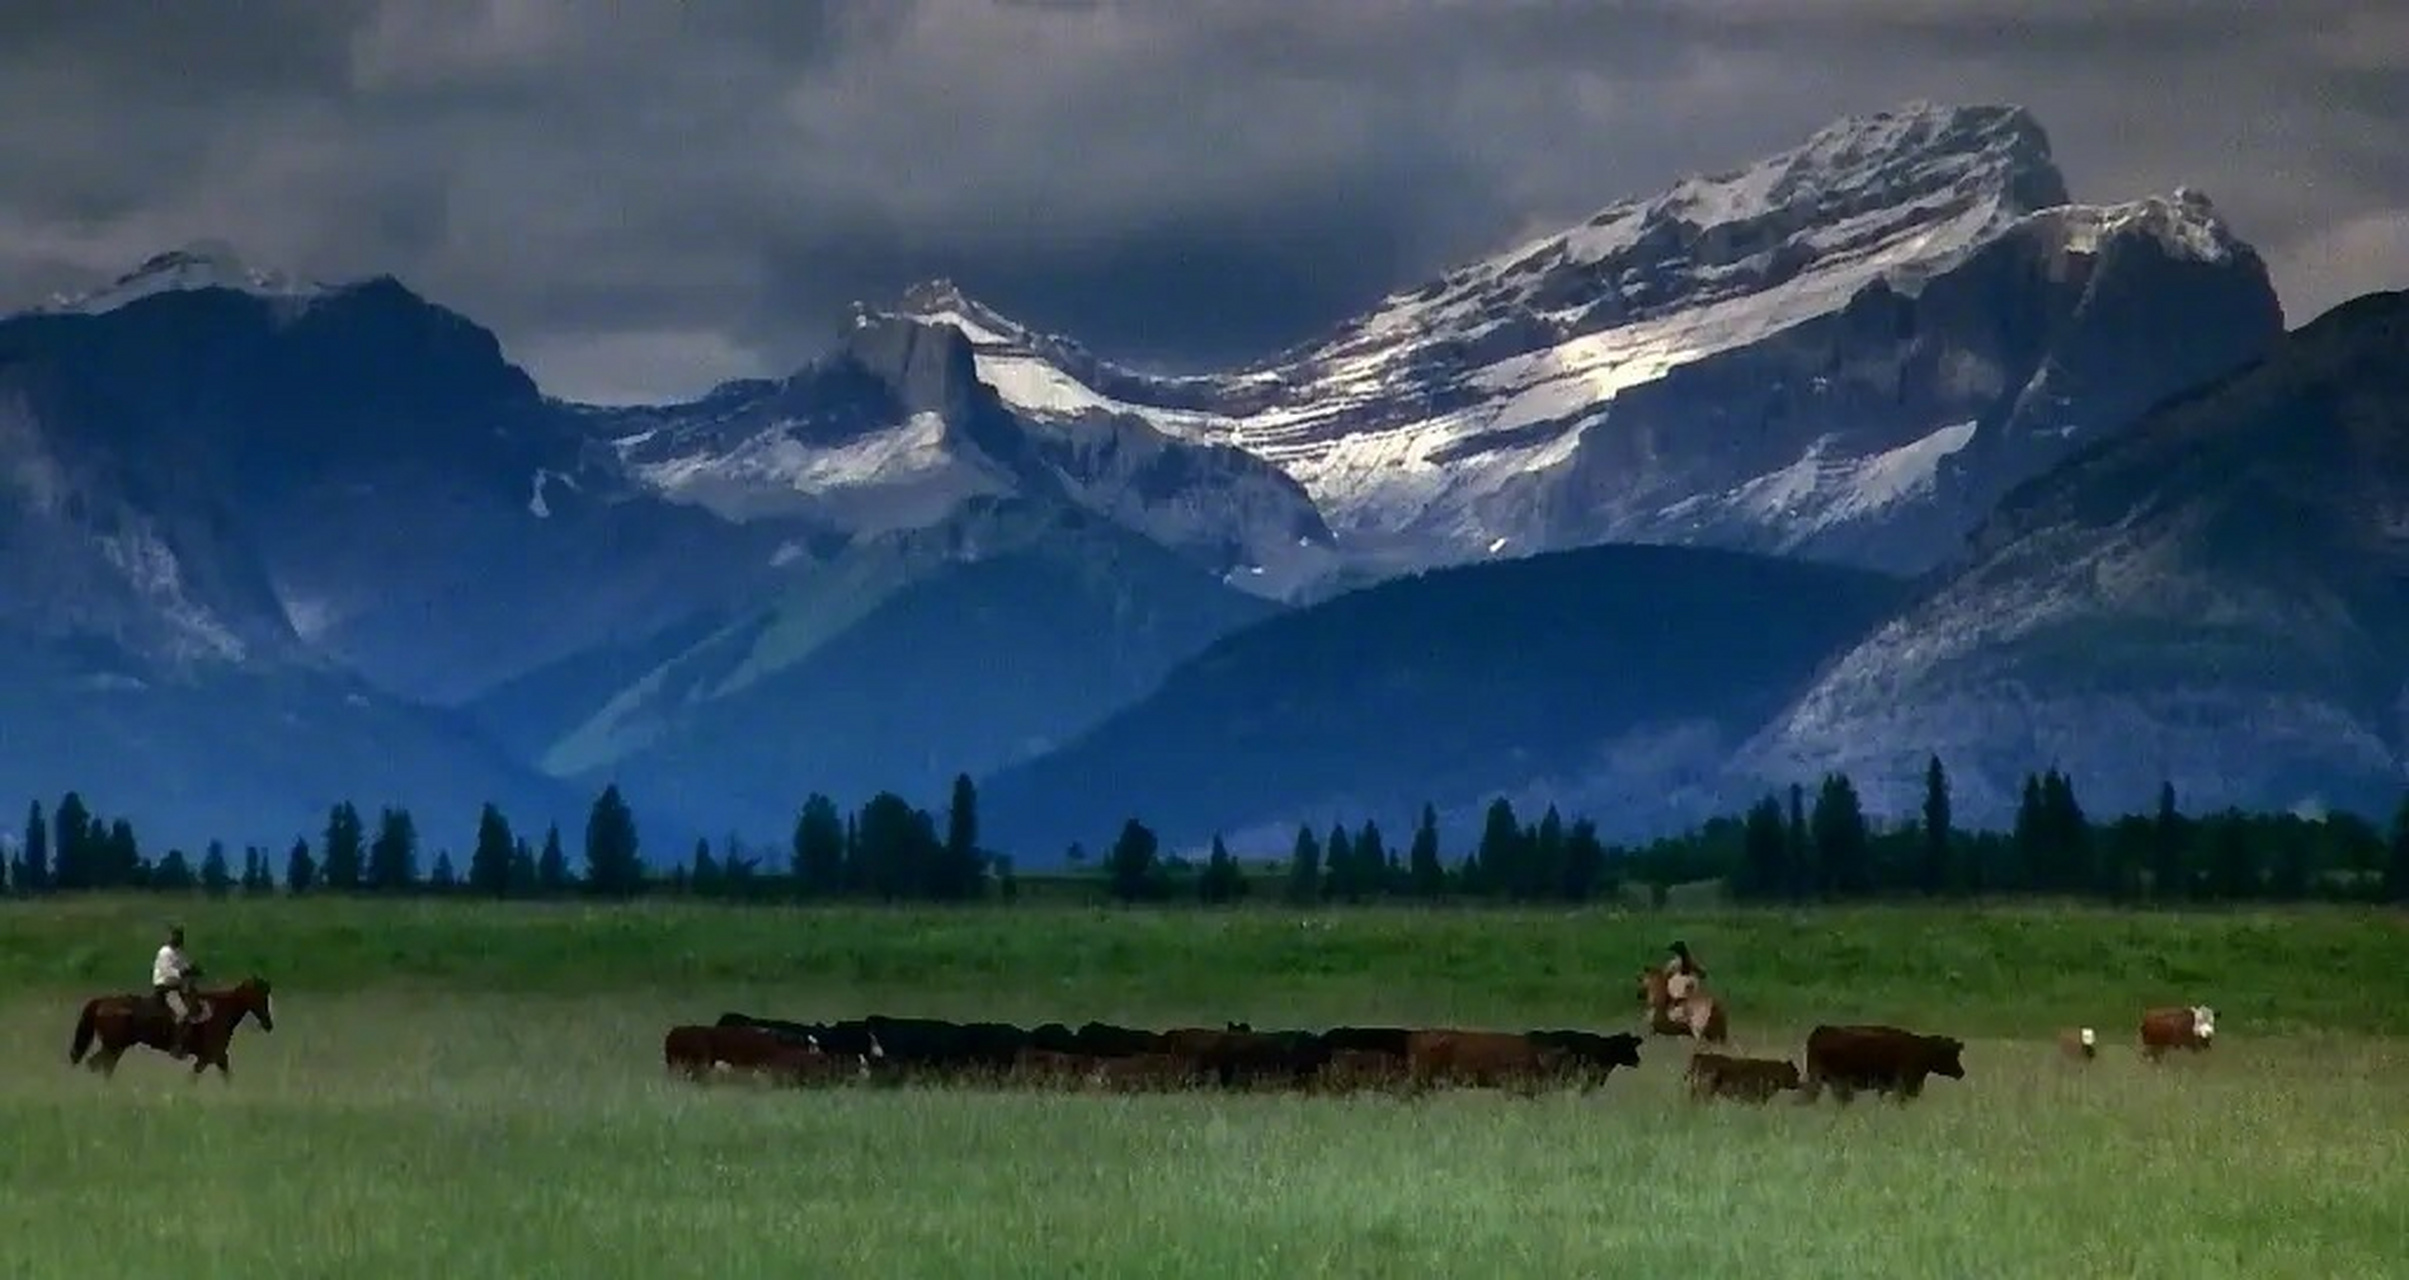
[[663, 1023, 837, 1086], [1318, 1048, 1410, 1093], [1685, 1051, 1802, 1102], [1799, 1024, 1966, 1104], [1404, 1030, 1572, 1094], [2058, 1026, 2098, 1061], [2139, 1005, 2216, 1061]]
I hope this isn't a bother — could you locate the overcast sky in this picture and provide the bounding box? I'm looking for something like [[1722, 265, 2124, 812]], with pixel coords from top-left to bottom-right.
[[3, 0, 2402, 404]]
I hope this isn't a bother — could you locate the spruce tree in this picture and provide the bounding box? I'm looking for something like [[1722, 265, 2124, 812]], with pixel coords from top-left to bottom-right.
[[367, 806, 420, 894], [284, 838, 317, 896], [1200, 834, 1243, 904], [689, 838, 721, 897], [21, 800, 47, 893], [429, 850, 458, 893], [1919, 756, 1951, 896], [1322, 824, 1353, 902], [506, 837, 536, 896], [154, 848, 194, 892], [1477, 799, 1522, 901], [943, 773, 984, 900], [469, 803, 516, 898], [321, 802, 365, 892], [1533, 807, 1567, 902], [1106, 818, 1162, 903], [1285, 825, 1322, 905], [1561, 818, 1608, 902], [53, 792, 92, 891], [1408, 804, 1445, 899], [104, 819, 143, 888], [582, 785, 643, 897], [1811, 773, 1871, 898], [2385, 793, 2409, 904], [1783, 784, 1812, 901], [200, 841, 233, 897], [792, 794, 846, 899], [1350, 821, 1387, 904], [536, 824, 569, 894], [1738, 796, 1788, 902]]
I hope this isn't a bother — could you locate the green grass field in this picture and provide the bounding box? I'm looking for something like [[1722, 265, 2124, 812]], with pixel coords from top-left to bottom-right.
[[3, 898, 2406, 1277]]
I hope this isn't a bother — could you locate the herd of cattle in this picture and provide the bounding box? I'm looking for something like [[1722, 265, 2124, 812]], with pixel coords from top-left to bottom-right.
[[659, 1003, 2219, 1104]]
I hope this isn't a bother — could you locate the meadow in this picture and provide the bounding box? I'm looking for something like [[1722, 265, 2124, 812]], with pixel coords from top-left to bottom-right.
[[2, 897, 2405, 1277]]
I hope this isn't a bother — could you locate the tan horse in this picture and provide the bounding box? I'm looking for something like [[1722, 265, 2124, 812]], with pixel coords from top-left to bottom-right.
[[1637, 968, 1728, 1043]]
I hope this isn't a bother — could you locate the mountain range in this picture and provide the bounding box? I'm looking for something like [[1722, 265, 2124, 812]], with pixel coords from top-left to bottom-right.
[[12, 99, 2389, 863]]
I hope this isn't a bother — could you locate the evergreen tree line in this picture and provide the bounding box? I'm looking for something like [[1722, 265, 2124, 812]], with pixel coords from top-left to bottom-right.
[[5, 758, 2408, 906]]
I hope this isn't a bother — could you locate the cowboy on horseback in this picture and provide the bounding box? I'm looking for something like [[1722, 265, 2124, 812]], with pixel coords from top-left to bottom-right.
[[152, 925, 203, 1058], [1662, 940, 1705, 1017]]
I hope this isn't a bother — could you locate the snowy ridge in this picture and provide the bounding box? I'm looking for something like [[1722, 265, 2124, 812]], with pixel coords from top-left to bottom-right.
[[880, 101, 2274, 583], [35, 241, 334, 317]]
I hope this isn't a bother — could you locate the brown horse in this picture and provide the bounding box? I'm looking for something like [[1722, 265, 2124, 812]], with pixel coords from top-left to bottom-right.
[[70, 977, 276, 1079], [1637, 968, 1729, 1043]]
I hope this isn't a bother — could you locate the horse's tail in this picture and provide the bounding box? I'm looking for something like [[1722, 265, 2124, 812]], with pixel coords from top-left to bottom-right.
[[70, 1000, 98, 1064]]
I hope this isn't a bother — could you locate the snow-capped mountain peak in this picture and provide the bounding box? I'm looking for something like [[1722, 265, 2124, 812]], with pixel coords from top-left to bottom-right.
[[36, 241, 336, 317], [871, 101, 2280, 585]]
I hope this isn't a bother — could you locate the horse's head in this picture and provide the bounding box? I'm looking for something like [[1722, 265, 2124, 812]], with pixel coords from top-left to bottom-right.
[[230, 977, 275, 1032]]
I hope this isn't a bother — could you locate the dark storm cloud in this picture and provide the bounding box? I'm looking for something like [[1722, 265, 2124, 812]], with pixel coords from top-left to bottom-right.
[[2, 0, 2404, 403]]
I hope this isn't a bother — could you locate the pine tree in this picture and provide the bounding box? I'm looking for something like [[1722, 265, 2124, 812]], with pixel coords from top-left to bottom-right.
[[52, 792, 93, 891], [792, 794, 846, 899], [509, 837, 538, 895], [468, 803, 516, 898], [1533, 806, 1567, 901], [1784, 784, 1812, 901], [1919, 755, 1951, 896], [689, 838, 722, 897], [1407, 804, 1445, 899], [200, 841, 233, 897], [1738, 796, 1788, 902], [21, 800, 47, 893], [1811, 773, 1871, 897], [321, 802, 365, 892], [1106, 818, 1162, 903], [2011, 773, 2047, 892], [104, 819, 142, 888], [284, 838, 318, 896], [1561, 818, 1608, 902], [1349, 821, 1387, 904], [2150, 782, 2188, 902], [153, 848, 194, 892], [429, 850, 459, 892], [1285, 825, 1322, 905], [1322, 823, 1353, 902], [943, 773, 984, 901], [1199, 834, 1243, 904], [536, 824, 569, 894], [367, 806, 420, 894], [1477, 799, 1522, 901], [2384, 793, 2409, 905], [582, 785, 643, 897]]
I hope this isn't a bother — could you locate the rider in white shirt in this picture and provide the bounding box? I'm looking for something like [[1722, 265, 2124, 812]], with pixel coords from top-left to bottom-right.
[[152, 925, 200, 1056]]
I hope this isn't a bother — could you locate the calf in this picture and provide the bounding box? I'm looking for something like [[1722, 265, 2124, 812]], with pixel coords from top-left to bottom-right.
[[1685, 1051, 1802, 1103], [2059, 1026, 2098, 1061], [1800, 1024, 1966, 1104], [2139, 1005, 2216, 1061], [664, 1024, 841, 1086]]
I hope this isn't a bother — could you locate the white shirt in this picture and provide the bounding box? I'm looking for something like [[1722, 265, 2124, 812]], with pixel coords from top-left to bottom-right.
[[153, 944, 190, 987]]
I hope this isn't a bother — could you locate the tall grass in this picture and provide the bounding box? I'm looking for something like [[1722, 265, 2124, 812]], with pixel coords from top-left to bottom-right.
[[3, 989, 2404, 1278], [8, 896, 2406, 1035]]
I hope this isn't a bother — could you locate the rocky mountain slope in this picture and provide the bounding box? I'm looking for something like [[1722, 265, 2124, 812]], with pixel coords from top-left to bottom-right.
[[977, 543, 1911, 856], [602, 313, 1338, 598], [886, 102, 2283, 582], [474, 497, 1279, 840], [1741, 289, 2409, 826]]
